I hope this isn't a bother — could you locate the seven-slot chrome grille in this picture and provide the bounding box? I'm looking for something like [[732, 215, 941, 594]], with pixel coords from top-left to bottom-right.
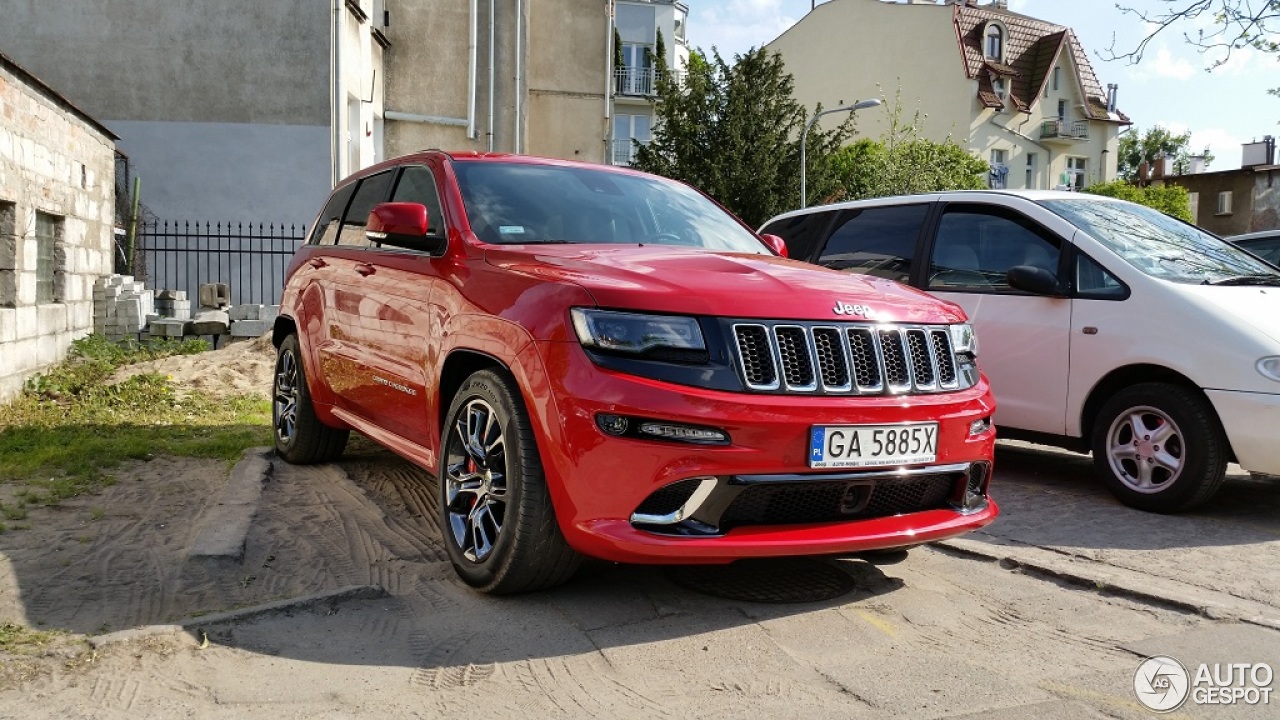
[[732, 321, 964, 395]]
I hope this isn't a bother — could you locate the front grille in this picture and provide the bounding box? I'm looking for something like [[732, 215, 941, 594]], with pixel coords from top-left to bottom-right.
[[732, 321, 963, 395], [718, 475, 958, 531]]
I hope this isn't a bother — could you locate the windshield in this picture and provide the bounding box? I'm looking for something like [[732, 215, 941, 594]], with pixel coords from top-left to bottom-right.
[[451, 160, 767, 253], [1041, 198, 1280, 285]]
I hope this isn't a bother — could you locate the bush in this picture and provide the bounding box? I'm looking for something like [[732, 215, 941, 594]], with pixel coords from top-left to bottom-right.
[[1083, 181, 1193, 223]]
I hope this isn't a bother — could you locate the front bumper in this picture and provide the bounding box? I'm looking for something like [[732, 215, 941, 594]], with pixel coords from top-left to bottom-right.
[[531, 341, 999, 564], [1206, 389, 1280, 475]]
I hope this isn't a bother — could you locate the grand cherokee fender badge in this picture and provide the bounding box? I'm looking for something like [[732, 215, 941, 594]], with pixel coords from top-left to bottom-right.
[[373, 375, 418, 396], [833, 301, 875, 318]]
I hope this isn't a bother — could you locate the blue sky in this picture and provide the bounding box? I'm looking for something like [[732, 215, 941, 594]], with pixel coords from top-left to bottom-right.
[[687, 0, 1280, 169]]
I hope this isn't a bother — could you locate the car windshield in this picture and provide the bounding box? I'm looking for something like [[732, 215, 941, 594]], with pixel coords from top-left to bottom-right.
[[451, 160, 767, 253], [1040, 198, 1280, 285]]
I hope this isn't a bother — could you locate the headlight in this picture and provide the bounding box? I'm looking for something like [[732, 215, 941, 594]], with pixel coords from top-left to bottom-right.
[[571, 309, 706, 357], [950, 323, 979, 357], [1258, 357, 1280, 383]]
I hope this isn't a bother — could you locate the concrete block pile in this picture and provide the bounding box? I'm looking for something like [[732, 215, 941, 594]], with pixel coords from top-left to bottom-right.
[[93, 275, 154, 341], [229, 304, 280, 337], [153, 290, 192, 320]]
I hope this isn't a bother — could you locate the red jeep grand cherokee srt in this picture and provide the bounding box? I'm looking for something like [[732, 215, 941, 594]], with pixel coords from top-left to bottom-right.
[[273, 151, 998, 593]]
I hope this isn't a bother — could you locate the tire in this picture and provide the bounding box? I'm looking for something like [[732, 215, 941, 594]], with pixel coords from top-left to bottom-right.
[[273, 334, 349, 464], [439, 369, 581, 594], [1091, 382, 1227, 513]]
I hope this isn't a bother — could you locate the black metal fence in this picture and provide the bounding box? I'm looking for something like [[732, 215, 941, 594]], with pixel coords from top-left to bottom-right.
[[138, 221, 306, 306]]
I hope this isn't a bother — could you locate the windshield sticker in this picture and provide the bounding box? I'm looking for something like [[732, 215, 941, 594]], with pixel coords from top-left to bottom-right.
[[499, 226, 526, 235]]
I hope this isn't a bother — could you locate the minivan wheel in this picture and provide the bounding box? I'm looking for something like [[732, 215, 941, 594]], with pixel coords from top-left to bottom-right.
[[273, 334, 349, 464], [1091, 383, 1227, 513], [439, 369, 581, 594]]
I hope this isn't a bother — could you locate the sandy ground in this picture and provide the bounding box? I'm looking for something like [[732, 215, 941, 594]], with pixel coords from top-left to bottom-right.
[[1, 343, 1278, 717], [109, 334, 277, 398]]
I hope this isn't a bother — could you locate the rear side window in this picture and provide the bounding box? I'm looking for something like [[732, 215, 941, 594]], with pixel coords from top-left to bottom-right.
[[390, 166, 445, 236], [338, 171, 395, 247], [759, 211, 837, 262], [310, 183, 356, 246], [927, 205, 1060, 292], [1241, 237, 1280, 266], [816, 204, 930, 282]]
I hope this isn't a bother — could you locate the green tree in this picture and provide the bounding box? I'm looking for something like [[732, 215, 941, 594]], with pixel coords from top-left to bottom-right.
[[1083, 180, 1194, 222], [824, 93, 987, 202], [630, 48, 854, 227], [1117, 126, 1213, 181]]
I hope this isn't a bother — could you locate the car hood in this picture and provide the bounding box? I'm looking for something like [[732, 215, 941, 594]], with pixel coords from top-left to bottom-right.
[[1174, 284, 1280, 345], [484, 244, 965, 324]]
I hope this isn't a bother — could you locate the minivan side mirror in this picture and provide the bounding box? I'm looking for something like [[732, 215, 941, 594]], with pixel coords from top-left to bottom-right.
[[1006, 265, 1063, 296], [367, 202, 447, 255], [760, 233, 788, 258]]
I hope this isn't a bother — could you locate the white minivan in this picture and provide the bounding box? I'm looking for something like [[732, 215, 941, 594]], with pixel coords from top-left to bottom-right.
[[761, 191, 1280, 512]]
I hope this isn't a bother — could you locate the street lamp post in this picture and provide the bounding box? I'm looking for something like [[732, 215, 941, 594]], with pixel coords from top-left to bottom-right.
[[800, 98, 882, 208]]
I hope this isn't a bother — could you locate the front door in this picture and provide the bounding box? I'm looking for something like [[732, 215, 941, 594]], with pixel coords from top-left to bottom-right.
[[923, 203, 1073, 435]]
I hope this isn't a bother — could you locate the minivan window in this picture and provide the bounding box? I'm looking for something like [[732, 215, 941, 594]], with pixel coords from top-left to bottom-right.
[[927, 206, 1060, 291], [338, 170, 396, 247], [817, 204, 929, 282], [452, 160, 766, 253], [759, 210, 837, 262], [1042, 199, 1280, 285]]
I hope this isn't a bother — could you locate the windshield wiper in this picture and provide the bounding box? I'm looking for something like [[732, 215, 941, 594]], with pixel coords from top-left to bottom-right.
[[1204, 274, 1280, 286]]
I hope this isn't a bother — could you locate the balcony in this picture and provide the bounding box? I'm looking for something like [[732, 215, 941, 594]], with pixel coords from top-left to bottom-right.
[[1040, 119, 1090, 143], [611, 139, 647, 166], [613, 68, 686, 98]]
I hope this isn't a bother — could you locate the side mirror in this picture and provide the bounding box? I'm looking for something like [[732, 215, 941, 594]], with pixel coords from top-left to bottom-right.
[[760, 233, 788, 258], [367, 202, 447, 255], [1006, 265, 1063, 296]]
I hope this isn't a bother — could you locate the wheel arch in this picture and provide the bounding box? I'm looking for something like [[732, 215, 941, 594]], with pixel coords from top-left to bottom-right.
[[437, 349, 508, 434], [272, 315, 297, 348], [1080, 365, 1229, 458]]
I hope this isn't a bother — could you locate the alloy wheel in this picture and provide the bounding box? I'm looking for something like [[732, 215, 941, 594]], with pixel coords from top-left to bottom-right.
[[273, 349, 299, 444], [444, 398, 509, 562], [1105, 405, 1185, 494]]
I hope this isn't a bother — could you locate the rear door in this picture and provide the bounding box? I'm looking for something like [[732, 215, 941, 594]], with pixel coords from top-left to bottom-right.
[[813, 203, 934, 283], [921, 201, 1072, 434]]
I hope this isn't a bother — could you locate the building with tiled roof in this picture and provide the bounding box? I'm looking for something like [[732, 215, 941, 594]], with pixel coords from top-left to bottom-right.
[[767, 0, 1130, 192]]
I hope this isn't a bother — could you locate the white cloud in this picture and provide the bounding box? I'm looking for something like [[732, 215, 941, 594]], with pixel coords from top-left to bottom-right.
[[1147, 121, 1244, 169], [691, 0, 802, 59], [1150, 46, 1196, 80]]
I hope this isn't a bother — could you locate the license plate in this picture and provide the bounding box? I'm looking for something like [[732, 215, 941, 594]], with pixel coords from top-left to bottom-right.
[[809, 423, 938, 469]]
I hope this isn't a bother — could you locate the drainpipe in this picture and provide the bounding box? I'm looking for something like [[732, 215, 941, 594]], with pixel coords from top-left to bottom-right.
[[468, 0, 478, 140], [488, 0, 496, 152], [515, 0, 523, 153], [333, 0, 344, 185], [604, 0, 614, 163], [384, 111, 469, 128], [989, 113, 1052, 188]]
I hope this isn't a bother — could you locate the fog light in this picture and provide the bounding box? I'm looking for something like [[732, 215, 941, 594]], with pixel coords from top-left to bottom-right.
[[969, 417, 992, 436], [637, 422, 729, 445], [596, 414, 629, 436]]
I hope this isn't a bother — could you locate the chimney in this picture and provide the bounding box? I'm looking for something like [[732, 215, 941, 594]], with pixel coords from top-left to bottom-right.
[[1106, 84, 1118, 114], [1242, 135, 1277, 168], [1188, 155, 1207, 174]]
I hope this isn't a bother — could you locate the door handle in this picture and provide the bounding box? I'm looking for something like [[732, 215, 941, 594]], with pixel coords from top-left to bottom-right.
[[355, 263, 376, 277], [308, 257, 328, 269]]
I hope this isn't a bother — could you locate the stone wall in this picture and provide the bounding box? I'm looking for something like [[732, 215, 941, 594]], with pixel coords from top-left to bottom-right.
[[0, 58, 117, 402]]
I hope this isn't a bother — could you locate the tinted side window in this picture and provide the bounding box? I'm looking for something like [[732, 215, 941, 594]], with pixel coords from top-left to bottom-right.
[[338, 171, 395, 247], [1241, 237, 1280, 266], [817, 204, 929, 282], [927, 206, 1060, 292], [390, 165, 445, 235], [760, 211, 837, 262], [309, 182, 357, 246]]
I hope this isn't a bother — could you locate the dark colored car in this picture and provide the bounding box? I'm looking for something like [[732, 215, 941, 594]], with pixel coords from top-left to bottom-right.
[[272, 151, 998, 593], [1229, 231, 1280, 266]]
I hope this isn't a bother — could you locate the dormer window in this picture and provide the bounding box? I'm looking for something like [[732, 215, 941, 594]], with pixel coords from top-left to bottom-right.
[[992, 76, 1008, 102], [985, 23, 1004, 61]]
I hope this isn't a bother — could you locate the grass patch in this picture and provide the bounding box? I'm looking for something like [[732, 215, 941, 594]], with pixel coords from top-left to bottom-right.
[[0, 335, 271, 510], [0, 623, 58, 654]]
